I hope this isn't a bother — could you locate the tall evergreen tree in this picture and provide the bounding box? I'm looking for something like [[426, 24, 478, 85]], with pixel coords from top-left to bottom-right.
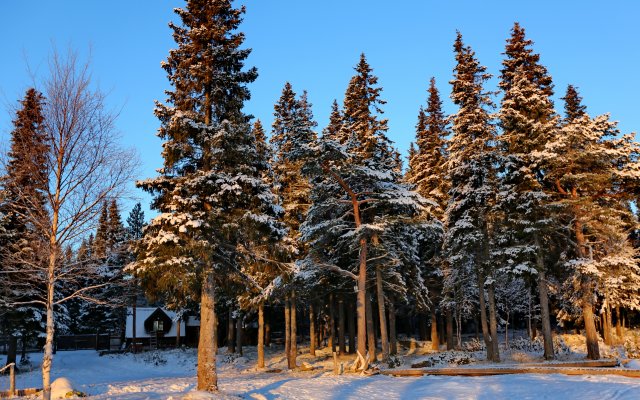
[[496, 23, 558, 359], [0, 88, 48, 367], [270, 83, 317, 368], [130, 0, 283, 391], [445, 32, 500, 361], [406, 77, 450, 349]]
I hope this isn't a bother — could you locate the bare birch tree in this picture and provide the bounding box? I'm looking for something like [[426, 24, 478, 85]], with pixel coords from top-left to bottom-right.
[[2, 50, 137, 400]]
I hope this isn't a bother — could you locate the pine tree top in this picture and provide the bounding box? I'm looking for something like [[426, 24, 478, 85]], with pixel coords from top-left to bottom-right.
[[500, 22, 553, 98], [5, 88, 48, 204], [562, 84, 587, 122], [323, 99, 343, 142]]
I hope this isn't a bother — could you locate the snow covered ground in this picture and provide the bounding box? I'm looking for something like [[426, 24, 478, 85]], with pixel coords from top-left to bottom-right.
[[3, 339, 640, 399]]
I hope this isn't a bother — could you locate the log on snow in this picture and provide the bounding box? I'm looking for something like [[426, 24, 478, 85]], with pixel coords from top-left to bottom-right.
[[381, 366, 640, 378]]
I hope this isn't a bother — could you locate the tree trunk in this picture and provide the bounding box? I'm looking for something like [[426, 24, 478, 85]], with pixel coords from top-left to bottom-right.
[[213, 304, 218, 354], [284, 296, 290, 363], [227, 309, 235, 354], [236, 313, 243, 356], [328, 293, 335, 352], [338, 295, 346, 355], [583, 295, 600, 360], [197, 270, 218, 392], [574, 199, 600, 360], [20, 333, 27, 363], [258, 302, 265, 368], [418, 314, 428, 341], [5, 336, 17, 368], [42, 250, 57, 400], [604, 300, 614, 346], [375, 267, 389, 361], [289, 290, 298, 369], [348, 297, 356, 354], [616, 306, 623, 340], [309, 303, 316, 356], [430, 309, 439, 352], [365, 293, 376, 362], [477, 275, 492, 360], [536, 261, 555, 360], [356, 238, 368, 370], [446, 308, 454, 350], [176, 318, 181, 347], [487, 281, 500, 362], [265, 319, 271, 348], [389, 299, 397, 356]]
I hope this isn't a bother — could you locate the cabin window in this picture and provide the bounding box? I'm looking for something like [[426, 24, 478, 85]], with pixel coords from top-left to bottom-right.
[[154, 320, 164, 332]]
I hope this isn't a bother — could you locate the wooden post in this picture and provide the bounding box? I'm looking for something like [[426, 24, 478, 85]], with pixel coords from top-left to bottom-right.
[[10, 363, 16, 397]]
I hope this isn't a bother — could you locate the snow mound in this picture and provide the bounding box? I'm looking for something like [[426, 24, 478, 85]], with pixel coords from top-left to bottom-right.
[[51, 377, 75, 399], [181, 390, 241, 399]]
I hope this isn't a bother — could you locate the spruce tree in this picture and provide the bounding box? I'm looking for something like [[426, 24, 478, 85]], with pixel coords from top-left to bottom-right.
[[130, 0, 283, 391], [0, 88, 48, 367], [406, 77, 449, 349], [270, 83, 317, 368], [445, 32, 500, 361], [496, 23, 558, 359]]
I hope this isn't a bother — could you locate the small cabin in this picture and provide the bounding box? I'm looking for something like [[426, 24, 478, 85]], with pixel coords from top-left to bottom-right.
[[125, 307, 198, 349]]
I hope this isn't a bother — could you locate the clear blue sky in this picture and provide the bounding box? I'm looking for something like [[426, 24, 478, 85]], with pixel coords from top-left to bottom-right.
[[1, 0, 639, 219]]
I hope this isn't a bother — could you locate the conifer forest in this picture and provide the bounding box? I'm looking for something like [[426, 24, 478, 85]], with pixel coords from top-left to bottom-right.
[[2, 1, 640, 399]]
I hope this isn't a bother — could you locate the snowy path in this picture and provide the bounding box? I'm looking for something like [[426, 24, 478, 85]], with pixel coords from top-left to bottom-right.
[[3, 349, 640, 399]]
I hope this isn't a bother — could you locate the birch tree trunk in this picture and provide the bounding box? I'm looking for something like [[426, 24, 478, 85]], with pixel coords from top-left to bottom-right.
[[42, 238, 58, 400], [197, 270, 218, 391]]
